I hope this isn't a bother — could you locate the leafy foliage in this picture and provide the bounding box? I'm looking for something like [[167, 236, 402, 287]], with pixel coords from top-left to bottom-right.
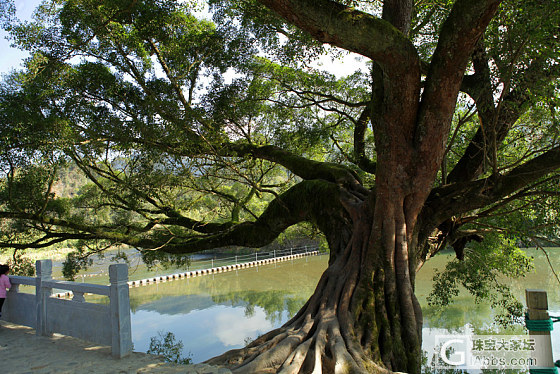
[[427, 234, 532, 327], [147, 331, 193, 365], [5, 251, 35, 276], [0, 1, 559, 367]]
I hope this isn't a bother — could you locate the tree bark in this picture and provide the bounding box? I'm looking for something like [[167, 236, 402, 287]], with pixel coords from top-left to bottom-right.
[[202, 2, 507, 370], [206, 194, 423, 374]]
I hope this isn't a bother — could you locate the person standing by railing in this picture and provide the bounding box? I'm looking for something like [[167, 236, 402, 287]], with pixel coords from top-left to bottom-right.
[[0, 264, 11, 319]]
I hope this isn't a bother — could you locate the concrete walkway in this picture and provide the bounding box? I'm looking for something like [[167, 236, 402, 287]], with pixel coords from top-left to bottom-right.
[[0, 321, 231, 374]]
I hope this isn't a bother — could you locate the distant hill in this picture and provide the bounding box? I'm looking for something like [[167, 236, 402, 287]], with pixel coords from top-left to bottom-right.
[[52, 164, 88, 198]]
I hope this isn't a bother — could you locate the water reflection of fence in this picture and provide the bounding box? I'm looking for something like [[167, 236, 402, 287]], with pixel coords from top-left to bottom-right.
[[129, 245, 323, 287]]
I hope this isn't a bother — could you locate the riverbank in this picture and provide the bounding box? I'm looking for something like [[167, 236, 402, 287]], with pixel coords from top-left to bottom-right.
[[0, 247, 74, 264], [0, 321, 231, 374]]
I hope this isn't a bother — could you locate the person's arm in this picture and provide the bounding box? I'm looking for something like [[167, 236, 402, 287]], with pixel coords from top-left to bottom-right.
[[2, 275, 10, 289]]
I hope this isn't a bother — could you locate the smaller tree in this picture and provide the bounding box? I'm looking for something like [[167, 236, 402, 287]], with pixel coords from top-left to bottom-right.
[[147, 331, 193, 365]]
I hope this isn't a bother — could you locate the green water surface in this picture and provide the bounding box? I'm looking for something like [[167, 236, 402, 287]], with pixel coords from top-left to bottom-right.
[[123, 248, 560, 370]]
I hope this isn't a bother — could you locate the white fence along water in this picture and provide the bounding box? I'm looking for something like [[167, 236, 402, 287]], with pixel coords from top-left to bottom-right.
[[1, 260, 132, 358], [129, 245, 323, 287]]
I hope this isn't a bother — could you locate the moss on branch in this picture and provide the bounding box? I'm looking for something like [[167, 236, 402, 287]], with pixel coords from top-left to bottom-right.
[[227, 143, 363, 187], [0, 178, 350, 254], [424, 146, 560, 229], [155, 180, 347, 254]]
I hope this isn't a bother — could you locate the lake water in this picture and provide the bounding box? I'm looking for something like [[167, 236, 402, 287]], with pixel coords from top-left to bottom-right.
[[129, 254, 326, 362], [124, 248, 560, 371]]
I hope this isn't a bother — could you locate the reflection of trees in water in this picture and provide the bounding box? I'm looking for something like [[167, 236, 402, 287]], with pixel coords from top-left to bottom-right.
[[129, 291, 173, 312], [123, 256, 327, 313], [132, 294, 218, 315], [127, 277, 212, 312], [424, 303, 492, 333], [424, 302, 526, 335], [127, 287, 307, 320], [147, 331, 192, 365], [212, 290, 307, 324]]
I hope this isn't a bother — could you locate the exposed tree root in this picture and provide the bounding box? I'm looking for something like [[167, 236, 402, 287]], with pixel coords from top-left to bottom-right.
[[207, 250, 390, 372], [206, 197, 422, 374], [207, 309, 385, 373]]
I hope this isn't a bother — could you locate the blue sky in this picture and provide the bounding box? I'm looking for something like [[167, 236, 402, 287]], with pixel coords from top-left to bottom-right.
[[0, 0, 40, 75]]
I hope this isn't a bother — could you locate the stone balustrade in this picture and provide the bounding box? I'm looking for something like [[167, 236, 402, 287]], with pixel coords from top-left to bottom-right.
[[1, 260, 132, 358]]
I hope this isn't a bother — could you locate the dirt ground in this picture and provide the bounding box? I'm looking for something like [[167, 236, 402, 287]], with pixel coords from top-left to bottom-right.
[[0, 321, 231, 374]]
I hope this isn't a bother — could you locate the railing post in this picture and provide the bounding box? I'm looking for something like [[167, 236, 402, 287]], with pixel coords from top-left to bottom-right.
[[72, 292, 85, 302], [36, 260, 52, 336], [109, 264, 132, 358], [525, 289, 555, 373]]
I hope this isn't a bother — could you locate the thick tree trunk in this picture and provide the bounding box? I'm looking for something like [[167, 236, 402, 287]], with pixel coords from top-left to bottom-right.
[[206, 197, 423, 374]]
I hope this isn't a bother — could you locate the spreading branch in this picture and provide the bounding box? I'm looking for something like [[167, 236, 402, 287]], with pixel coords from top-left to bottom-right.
[[0, 180, 348, 254], [450, 56, 560, 184], [426, 146, 560, 227], [414, 0, 502, 179]]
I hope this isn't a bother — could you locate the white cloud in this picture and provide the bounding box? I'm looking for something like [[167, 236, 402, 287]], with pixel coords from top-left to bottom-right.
[[214, 307, 273, 346]]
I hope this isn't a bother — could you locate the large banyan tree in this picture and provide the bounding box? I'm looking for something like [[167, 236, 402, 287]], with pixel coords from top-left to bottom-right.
[[1, 0, 559, 372]]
